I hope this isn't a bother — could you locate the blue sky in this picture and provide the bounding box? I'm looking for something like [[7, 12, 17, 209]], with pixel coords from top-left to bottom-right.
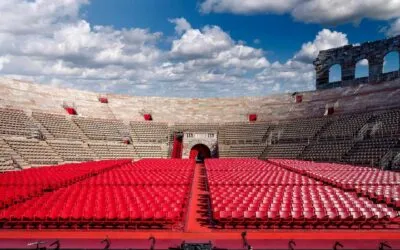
[[0, 0, 399, 97]]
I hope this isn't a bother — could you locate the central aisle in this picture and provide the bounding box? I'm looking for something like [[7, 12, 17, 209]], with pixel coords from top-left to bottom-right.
[[185, 163, 212, 233]]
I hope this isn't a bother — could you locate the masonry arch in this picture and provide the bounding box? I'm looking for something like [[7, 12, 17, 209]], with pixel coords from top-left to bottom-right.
[[355, 59, 369, 78], [383, 51, 400, 73], [329, 64, 342, 83], [189, 144, 211, 160]]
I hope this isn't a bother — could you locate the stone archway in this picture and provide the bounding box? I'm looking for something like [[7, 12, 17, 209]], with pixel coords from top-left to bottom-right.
[[189, 144, 211, 159]]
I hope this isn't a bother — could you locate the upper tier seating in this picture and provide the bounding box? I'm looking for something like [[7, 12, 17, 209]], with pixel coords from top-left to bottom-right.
[[263, 143, 307, 159], [130, 121, 168, 143], [0, 156, 15, 172], [319, 113, 372, 139], [47, 140, 96, 162], [0, 108, 38, 137], [72, 117, 127, 141], [373, 109, 400, 136], [300, 140, 354, 162], [32, 112, 83, 140], [343, 137, 399, 166], [88, 142, 136, 159], [173, 123, 220, 132], [134, 144, 167, 158], [5, 138, 62, 165], [271, 118, 328, 141], [219, 122, 269, 144], [218, 144, 264, 158]]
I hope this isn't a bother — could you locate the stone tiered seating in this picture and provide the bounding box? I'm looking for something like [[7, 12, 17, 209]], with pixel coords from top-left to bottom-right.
[[263, 143, 307, 159], [0, 108, 38, 137], [47, 140, 96, 162], [173, 123, 220, 132], [319, 113, 372, 139], [134, 144, 166, 158], [130, 122, 168, 143], [219, 144, 264, 158], [219, 122, 269, 144], [73, 117, 127, 141], [88, 142, 112, 159], [373, 109, 400, 136], [5, 138, 62, 166], [32, 112, 83, 140], [273, 118, 328, 141], [88, 142, 136, 159], [0, 156, 15, 172], [300, 140, 354, 162], [343, 137, 399, 166]]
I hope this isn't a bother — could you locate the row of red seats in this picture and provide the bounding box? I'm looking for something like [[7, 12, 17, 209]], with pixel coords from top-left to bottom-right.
[[121, 159, 195, 171], [206, 159, 399, 229], [79, 170, 193, 185], [355, 185, 400, 208], [0, 160, 130, 185], [0, 184, 188, 224], [0, 159, 195, 229], [0, 160, 131, 208], [210, 185, 399, 228], [270, 159, 400, 208], [205, 158, 282, 171], [207, 171, 321, 185]]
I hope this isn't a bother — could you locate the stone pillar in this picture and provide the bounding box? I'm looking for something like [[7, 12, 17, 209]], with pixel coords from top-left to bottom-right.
[[369, 56, 384, 82], [342, 60, 355, 82]]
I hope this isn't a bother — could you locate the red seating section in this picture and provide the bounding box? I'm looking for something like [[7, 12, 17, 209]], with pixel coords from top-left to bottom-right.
[[206, 158, 399, 229], [0, 159, 194, 229], [271, 159, 400, 209], [0, 160, 125, 208]]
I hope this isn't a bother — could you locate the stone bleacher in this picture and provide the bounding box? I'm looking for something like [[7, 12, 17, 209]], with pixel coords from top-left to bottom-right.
[[72, 117, 128, 141], [130, 121, 169, 143], [47, 140, 96, 162], [4, 138, 62, 166], [219, 122, 269, 145], [0, 108, 38, 138], [32, 112, 84, 140]]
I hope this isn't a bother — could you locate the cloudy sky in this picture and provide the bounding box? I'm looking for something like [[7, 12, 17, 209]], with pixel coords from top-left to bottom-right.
[[0, 0, 399, 97]]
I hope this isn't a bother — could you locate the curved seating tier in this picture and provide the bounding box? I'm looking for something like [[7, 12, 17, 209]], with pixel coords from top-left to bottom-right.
[[0, 159, 194, 229], [206, 159, 400, 229]]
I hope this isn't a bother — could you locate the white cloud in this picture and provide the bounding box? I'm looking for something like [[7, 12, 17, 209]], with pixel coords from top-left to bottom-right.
[[200, 0, 400, 25], [200, 0, 298, 14], [169, 17, 192, 35], [293, 29, 349, 63], [0, 1, 349, 97], [386, 18, 400, 37]]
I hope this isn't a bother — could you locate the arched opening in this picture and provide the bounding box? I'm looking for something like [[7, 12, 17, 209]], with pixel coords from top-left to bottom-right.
[[329, 64, 342, 83], [189, 144, 211, 162], [355, 59, 369, 78], [383, 51, 400, 73]]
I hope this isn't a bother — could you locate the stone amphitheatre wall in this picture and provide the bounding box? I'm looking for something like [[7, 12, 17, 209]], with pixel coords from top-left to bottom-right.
[[1, 77, 400, 124], [314, 35, 400, 89]]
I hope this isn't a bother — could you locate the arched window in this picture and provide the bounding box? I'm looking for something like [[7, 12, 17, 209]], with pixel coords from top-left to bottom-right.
[[329, 64, 342, 83], [383, 51, 400, 73], [355, 59, 369, 78]]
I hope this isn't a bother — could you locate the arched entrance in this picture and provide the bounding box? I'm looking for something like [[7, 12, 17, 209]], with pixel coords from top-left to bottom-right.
[[189, 144, 211, 160]]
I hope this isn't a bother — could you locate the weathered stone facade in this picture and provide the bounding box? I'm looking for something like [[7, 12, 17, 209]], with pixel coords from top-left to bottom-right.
[[314, 35, 400, 89], [181, 132, 217, 159]]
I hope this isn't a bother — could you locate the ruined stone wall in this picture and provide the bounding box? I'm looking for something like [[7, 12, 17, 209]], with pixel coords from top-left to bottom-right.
[[314, 35, 400, 89]]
